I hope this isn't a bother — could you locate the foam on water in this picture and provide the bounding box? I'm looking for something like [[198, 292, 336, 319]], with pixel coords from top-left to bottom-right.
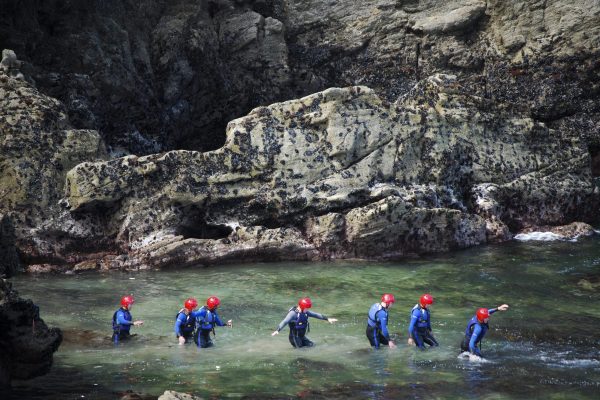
[[513, 231, 565, 242], [457, 351, 491, 363]]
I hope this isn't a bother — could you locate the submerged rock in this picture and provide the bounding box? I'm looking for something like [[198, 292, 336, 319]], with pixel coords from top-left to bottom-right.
[[158, 391, 203, 400], [0, 279, 62, 388]]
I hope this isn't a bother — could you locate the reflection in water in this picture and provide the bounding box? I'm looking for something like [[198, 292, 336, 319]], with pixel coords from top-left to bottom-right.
[[5, 236, 600, 399]]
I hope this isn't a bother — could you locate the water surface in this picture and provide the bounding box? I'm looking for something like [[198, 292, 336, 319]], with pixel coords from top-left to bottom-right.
[[6, 237, 600, 399]]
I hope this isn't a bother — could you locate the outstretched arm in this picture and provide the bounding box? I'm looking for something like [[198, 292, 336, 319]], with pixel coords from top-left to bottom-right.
[[272, 310, 295, 336], [306, 310, 337, 323]]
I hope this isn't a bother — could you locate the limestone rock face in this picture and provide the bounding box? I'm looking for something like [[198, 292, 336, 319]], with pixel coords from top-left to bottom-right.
[[0, 1, 290, 153], [2, 1, 598, 156], [61, 74, 598, 268], [0, 66, 108, 265], [1, 1, 599, 270], [0, 279, 62, 388]]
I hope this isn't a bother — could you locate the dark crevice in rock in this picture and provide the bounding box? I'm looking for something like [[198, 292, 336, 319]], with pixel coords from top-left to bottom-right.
[[178, 223, 233, 240], [176, 206, 233, 240], [590, 145, 600, 177]]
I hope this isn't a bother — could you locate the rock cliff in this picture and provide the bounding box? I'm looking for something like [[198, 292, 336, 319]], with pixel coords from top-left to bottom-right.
[[0, 0, 599, 270]]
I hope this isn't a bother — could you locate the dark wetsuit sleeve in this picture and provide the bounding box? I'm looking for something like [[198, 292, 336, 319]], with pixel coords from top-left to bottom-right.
[[306, 310, 328, 321], [190, 309, 205, 319], [276, 310, 296, 332], [488, 308, 497, 315]]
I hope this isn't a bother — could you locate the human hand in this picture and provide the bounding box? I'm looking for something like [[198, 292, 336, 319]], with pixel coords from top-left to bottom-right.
[[327, 318, 338, 324], [133, 320, 144, 326], [407, 338, 415, 346], [271, 330, 279, 336], [227, 320, 233, 328], [389, 341, 397, 349], [497, 304, 509, 311], [178, 336, 186, 345]]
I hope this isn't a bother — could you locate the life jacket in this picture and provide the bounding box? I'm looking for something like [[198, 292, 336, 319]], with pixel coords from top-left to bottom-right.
[[367, 303, 387, 329], [288, 306, 309, 336], [175, 310, 195, 334], [410, 304, 430, 330], [112, 308, 132, 333], [196, 306, 218, 333], [465, 316, 489, 344]]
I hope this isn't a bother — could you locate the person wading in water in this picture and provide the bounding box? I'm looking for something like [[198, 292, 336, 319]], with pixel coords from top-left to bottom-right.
[[366, 293, 397, 349], [461, 304, 509, 357], [272, 297, 337, 348], [112, 295, 144, 344], [407, 293, 439, 350]]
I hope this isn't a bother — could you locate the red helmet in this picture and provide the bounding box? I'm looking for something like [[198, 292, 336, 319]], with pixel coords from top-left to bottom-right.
[[184, 297, 198, 311], [206, 296, 220, 310], [381, 293, 395, 305], [121, 295, 135, 308], [420, 294, 434, 307], [298, 297, 312, 310], [476, 308, 490, 322]]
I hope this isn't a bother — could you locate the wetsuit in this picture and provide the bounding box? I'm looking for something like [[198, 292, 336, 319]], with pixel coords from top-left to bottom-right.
[[112, 307, 133, 344], [191, 306, 226, 348], [461, 308, 497, 356], [174, 309, 196, 343], [275, 307, 329, 348], [366, 303, 391, 348], [408, 304, 439, 349]]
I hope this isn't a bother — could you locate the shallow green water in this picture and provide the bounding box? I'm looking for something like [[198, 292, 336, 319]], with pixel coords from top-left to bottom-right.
[[5, 236, 600, 399]]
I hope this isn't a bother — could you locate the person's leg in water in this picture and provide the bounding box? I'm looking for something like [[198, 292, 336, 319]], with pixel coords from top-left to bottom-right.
[[460, 337, 470, 353], [196, 329, 214, 348], [366, 326, 378, 347], [289, 331, 304, 348], [412, 330, 426, 350], [112, 331, 130, 345], [422, 331, 439, 347], [300, 336, 314, 347]]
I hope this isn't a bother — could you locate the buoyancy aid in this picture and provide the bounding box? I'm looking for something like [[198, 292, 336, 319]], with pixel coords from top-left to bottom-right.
[[288, 306, 309, 336], [411, 304, 430, 330], [368, 303, 387, 329], [196, 306, 218, 334], [112, 308, 132, 334], [465, 316, 489, 345], [175, 310, 195, 335]]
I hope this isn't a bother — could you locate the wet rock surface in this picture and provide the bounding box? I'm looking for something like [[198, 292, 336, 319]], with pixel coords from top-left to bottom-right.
[[60, 75, 598, 268], [0, 279, 62, 388], [0, 0, 599, 270]]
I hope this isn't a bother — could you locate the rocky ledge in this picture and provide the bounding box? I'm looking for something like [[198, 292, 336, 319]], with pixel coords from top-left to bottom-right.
[[1, 54, 599, 272], [0, 279, 62, 388]]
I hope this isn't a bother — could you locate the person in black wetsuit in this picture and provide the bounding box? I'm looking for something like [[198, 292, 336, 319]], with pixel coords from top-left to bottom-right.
[[461, 304, 509, 357], [272, 297, 337, 348], [366, 293, 397, 349], [407, 293, 439, 350], [174, 297, 199, 345], [191, 296, 233, 348], [112, 295, 144, 344]]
